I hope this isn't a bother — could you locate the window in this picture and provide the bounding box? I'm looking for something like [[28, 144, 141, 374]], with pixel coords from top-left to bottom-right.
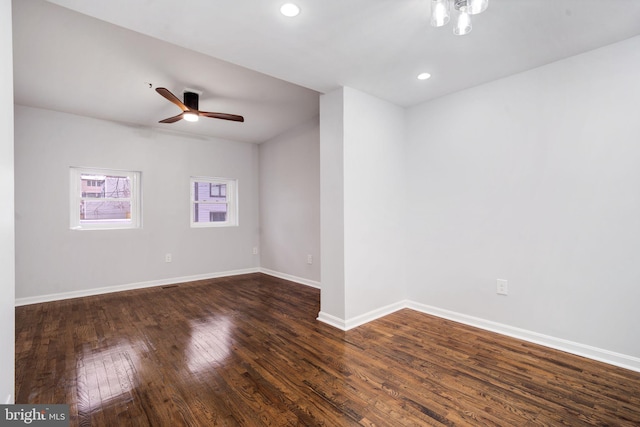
[[191, 177, 238, 227], [70, 167, 141, 230]]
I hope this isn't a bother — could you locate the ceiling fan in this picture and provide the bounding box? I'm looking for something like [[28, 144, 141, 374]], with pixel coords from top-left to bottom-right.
[[155, 87, 244, 124]]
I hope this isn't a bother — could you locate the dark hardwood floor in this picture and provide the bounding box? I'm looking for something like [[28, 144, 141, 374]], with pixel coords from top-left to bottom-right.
[[15, 273, 640, 426]]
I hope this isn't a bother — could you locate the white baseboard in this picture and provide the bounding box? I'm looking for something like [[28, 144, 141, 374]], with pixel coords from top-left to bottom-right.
[[406, 301, 640, 373], [259, 268, 321, 289], [316, 300, 640, 373], [14, 268, 260, 306], [317, 300, 407, 331], [316, 311, 347, 330]]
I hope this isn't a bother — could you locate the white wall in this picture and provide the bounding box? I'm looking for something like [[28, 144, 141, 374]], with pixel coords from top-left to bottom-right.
[[319, 88, 346, 321], [319, 87, 406, 327], [405, 36, 640, 358], [343, 88, 406, 320], [0, 0, 15, 404], [259, 117, 320, 284], [14, 106, 260, 300]]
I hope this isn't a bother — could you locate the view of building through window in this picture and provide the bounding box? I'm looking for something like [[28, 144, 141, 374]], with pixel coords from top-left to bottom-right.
[[80, 174, 132, 220], [193, 181, 228, 223]]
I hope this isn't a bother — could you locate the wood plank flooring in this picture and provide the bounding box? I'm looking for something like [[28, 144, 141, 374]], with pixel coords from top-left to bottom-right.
[[15, 273, 640, 426]]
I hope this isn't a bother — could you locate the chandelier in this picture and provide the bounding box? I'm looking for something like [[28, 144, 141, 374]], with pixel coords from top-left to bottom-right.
[[430, 0, 489, 35]]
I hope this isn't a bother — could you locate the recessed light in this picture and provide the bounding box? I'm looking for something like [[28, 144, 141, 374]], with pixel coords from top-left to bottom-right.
[[417, 72, 432, 80], [280, 3, 300, 17]]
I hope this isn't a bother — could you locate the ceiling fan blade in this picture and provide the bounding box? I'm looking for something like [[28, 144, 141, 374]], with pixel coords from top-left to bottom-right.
[[156, 87, 189, 112], [159, 113, 184, 123], [199, 111, 245, 122]]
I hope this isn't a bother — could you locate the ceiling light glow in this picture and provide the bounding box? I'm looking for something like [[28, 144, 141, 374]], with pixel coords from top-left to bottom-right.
[[183, 112, 199, 122], [280, 3, 300, 17], [453, 7, 472, 35], [430, 0, 450, 27], [417, 72, 432, 80]]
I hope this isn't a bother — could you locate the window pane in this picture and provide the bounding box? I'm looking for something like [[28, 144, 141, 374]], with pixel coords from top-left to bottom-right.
[[81, 174, 130, 199], [210, 211, 227, 222], [71, 167, 140, 230], [81, 200, 132, 220], [194, 182, 227, 203], [193, 203, 228, 223], [189, 177, 236, 228]]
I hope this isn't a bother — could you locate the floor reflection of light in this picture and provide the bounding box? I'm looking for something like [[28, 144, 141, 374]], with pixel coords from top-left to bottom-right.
[[75, 340, 142, 415], [187, 316, 233, 375], [74, 317, 234, 415]]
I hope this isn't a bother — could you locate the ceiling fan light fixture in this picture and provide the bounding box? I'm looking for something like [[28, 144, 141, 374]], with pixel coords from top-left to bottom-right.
[[155, 87, 244, 124], [183, 112, 199, 122]]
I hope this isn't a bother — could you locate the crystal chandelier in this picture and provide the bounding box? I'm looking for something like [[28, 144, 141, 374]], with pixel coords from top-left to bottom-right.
[[430, 0, 488, 35]]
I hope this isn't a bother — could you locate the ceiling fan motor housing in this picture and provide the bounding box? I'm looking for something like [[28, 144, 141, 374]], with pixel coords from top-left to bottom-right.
[[184, 92, 199, 110]]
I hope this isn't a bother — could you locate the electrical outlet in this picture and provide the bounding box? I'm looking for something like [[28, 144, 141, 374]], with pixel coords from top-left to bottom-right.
[[307, 254, 313, 265], [165, 253, 172, 263], [497, 279, 508, 295]]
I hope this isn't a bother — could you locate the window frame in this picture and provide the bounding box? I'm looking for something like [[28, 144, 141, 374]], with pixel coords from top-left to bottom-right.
[[70, 167, 142, 231], [190, 176, 238, 228]]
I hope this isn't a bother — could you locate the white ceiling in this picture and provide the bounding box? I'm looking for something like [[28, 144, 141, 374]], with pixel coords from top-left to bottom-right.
[[12, 0, 320, 144], [13, 0, 640, 143]]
